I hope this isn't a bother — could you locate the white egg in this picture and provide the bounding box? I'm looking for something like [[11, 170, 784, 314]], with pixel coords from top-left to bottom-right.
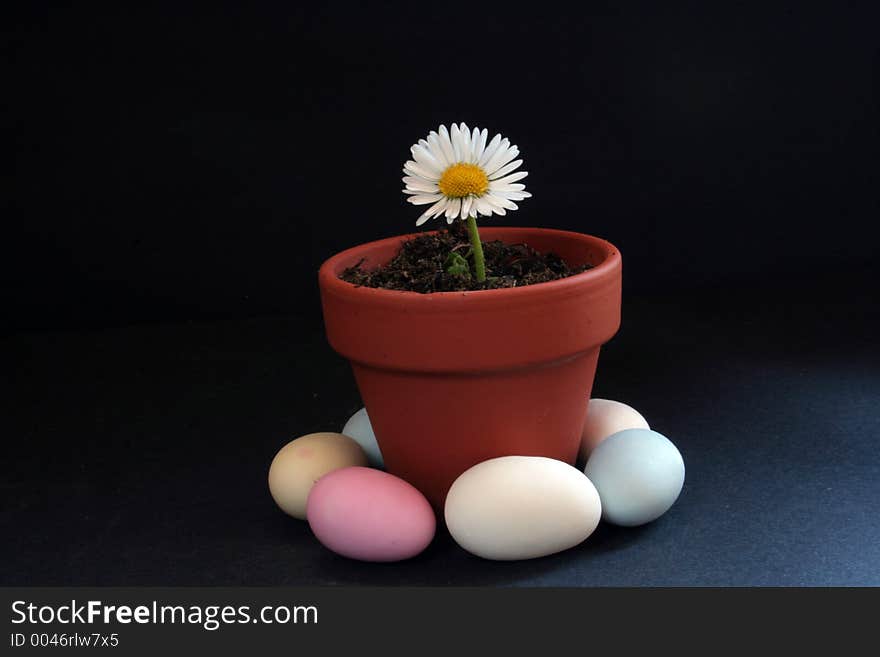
[[580, 398, 650, 461], [584, 428, 685, 527], [341, 407, 384, 468], [445, 456, 602, 561]]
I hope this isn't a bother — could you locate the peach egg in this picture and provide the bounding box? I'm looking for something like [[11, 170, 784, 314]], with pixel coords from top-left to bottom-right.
[[579, 398, 650, 461], [268, 432, 368, 519]]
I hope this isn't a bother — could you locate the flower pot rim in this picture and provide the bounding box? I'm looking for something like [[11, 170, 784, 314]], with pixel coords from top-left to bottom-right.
[[318, 226, 621, 305]]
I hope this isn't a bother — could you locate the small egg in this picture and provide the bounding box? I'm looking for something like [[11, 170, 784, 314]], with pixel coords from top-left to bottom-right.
[[341, 407, 383, 468], [268, 432, 368, 519], [307, 467, 435, 562], [445, 456, 602, 561], [584, 428, 685, 527], [580, 398, 650, 461]]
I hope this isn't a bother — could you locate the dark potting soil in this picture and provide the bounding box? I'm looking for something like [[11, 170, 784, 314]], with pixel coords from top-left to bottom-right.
[[339, 222, 592, 293]]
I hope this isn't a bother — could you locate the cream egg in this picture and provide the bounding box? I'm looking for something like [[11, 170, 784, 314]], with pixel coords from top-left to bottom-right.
[[445, 456, 602, 561], [307, 467, 435, 562], [268, 432, 368, 519], [584, 428, 685, 527], [579, 398, 650, 461], [341, 407, 383, 468]]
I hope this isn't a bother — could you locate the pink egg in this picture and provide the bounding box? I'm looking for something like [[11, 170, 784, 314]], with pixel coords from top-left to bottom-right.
[[579, 398, 650, 461], [306, 467, 436, 562]]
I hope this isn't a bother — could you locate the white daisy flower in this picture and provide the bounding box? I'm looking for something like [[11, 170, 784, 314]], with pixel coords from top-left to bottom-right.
[[402, 123, 532, 226]]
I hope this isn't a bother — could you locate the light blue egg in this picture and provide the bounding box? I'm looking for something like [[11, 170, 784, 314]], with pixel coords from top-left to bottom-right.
[[584, 428, 685, 527], [341, 407, 384, 468]]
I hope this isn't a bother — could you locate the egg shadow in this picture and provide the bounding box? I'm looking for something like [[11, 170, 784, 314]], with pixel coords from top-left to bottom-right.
[[581, 521, 658, 553], [277, 516, 660, 587], [428, 521, 660, 587]]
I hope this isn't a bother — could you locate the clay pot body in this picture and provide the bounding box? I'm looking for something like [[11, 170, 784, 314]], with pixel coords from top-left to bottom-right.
[[319, 227, 622, 510]]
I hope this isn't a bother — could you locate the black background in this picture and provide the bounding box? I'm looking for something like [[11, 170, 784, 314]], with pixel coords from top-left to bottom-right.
[[3, 3, 879, 585], [5, 2, 878, 331]]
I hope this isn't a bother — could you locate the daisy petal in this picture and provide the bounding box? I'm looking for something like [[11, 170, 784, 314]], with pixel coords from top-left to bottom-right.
[[478, 134, 504, 168], [427, 132, 450, 168], [417, 139, 435, 159], [475, 196, 495, 216], [495, 191, 529, 201], [499, 191, 532, 200], [492, 187, 527, 196], [402, 175, 436, 186], [403, 176, 439, 193], [486, 193, 517, 211], [411, 144, 444, 176], [450, 123, 463, 162], [459, 123, 472, 162], [482, 194, 507, 214], [407, 193, 444, 205], [461, 196, 473, 218], [445, 198, 461, 220], [437, 125, 456, 166], [484, 144, 519, 176], [488, 159, 523, 180], [431, 197, 449, 217], [416, 197, 447, 225], [404, 185, 440, 195], [489, 185, 526, 195], [483, 194, 507, 217], [404, 160, 440, 181], [475, 128, 488, 161], [491, 170, 528, 185], [469, 127, 480, 163]]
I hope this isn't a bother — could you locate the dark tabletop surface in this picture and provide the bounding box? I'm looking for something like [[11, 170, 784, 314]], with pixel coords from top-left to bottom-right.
[[3, 276, 879, 586]]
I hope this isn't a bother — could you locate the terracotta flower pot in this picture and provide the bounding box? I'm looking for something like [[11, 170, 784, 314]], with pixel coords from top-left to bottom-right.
[[318, 227, 622, 511]]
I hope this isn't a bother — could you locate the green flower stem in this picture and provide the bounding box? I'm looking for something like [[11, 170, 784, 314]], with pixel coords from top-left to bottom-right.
[[465, 214, 486, 282]]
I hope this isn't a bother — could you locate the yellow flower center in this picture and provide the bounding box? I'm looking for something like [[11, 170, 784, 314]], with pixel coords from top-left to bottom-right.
[[438, 163, 489, 198]]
